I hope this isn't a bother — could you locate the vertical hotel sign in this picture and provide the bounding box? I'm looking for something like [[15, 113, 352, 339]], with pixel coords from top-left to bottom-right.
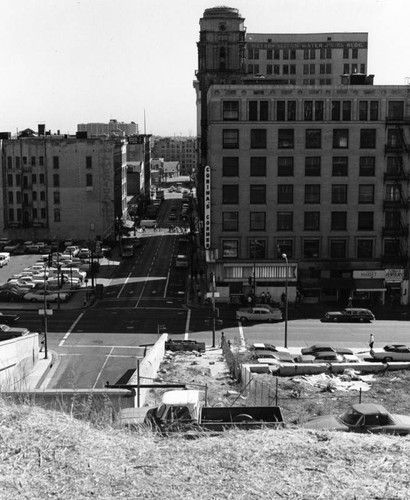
[[204, 166, 211, 249]]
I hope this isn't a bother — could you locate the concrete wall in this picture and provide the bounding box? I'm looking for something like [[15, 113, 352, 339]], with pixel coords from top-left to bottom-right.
[[128, 333, 168, 407], [0, 333, 39, 390]]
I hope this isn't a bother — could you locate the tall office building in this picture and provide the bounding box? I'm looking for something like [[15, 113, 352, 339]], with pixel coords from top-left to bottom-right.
[[77, 119, 138, 137], [195, 6, 410, 306]]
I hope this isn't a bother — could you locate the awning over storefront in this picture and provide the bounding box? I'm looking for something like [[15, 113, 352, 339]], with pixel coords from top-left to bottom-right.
[[354, 279, 386, 291], [320, 278, 355, 289]]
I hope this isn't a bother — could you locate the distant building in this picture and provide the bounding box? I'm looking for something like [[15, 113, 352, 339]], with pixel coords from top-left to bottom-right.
[[77, 119, 138, 137], [194, 5, 410, 306], [0, 126, 128, 242], [152, 137, 196, 176]]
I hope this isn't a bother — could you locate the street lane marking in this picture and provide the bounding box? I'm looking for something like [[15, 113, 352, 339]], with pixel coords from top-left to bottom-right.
[[94, 346, 114, 389], [59, 312, 84, 347]]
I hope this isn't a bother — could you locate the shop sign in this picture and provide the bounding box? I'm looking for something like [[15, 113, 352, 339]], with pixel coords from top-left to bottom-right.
[[204, 165, 211, 250], [385, 269, 404, 283], [353, 270, 385, 280]]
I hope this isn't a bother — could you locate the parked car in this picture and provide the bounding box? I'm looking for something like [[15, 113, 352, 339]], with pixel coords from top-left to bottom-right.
[[370, 344, 410, 362], [78, 248, 91, 259], [301, 344, 354, 356], [236, 305, 282, 323], [0, 324, 30, 337], [311, 352, 360, 364], [0, 289, 25, 302], [302, 403, 410, 435], [0, 312, 20, 324], [65, 245, 80, 257], [252, 349, 294, 363], [3, 242, 20, 254], [320, 308, 375, 323], [23, 290, 70, 302]]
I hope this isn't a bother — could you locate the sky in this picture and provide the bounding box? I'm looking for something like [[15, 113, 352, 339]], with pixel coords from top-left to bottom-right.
[[1, 0, 410, 137]]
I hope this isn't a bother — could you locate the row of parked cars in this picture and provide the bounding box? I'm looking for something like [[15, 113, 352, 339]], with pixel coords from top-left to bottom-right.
[[0, 246, 90, 303]]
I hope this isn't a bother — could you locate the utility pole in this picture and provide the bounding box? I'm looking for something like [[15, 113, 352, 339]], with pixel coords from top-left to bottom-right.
[[210, 271, 216, 348]]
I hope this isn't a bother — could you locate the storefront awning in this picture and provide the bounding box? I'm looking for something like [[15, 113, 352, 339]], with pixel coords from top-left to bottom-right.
[[354, 279, 386, 291], [320, 278, 354, 289]]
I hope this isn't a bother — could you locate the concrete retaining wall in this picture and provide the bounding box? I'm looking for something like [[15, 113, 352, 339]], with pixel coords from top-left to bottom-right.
[[0, 333, 39, 390], [128, 333, 168, 407]]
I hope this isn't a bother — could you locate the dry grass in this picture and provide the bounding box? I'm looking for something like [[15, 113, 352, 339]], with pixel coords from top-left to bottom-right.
[[1, 396, 410, 499]]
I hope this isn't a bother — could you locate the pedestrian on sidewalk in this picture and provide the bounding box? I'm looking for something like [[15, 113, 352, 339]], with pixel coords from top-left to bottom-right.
[[369, 333, 375, 351], [220, 331, 226, 348]]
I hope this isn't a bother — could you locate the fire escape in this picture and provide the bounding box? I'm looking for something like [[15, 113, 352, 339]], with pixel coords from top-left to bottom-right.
[[383, 114, 410, 265]]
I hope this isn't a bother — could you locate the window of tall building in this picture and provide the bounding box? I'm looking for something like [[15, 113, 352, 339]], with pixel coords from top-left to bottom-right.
[[40, 191, 46, 201], [359, 101, 368, 120], [8, 209, 14, 222], [385, 183, 401, 202], [31, 156, 36, 167], [222, 240, 238, 258], [305, 184, 320, 203], [288, 101, 296, 121], [343, 64, 350, 74], [7, 174, 13, 186], [330, 239, 346, 258], [342, 101, 352, 121], [310, 64, 315, 74], [351, 64, 358, 73], [249, 239, 266, 259], [357, 239, 373, 258], [53, 174, 59, 187], [250, 129, 267, 148], [332, 157, 348, 176], [370, 101, 379, 121], [332, 101, 341, 120], [343, 48, 349, 59], [305, 157, 321, 176], [40, 208, 46, 219], [274, 65, 280, 75], [276, 239, 293, 258], [277, 212, 293, 230], [305, 129, 321, 148], [250, 157, 266, 176], [222, 185, 239, 204], [53, 156, 59, 169], [278, 129, 294, 148], [303, 239, 320, 258], [388, 101, 404, 120], [273, 49, 280, 59], [359, 185, 375, 204], [222, 157, 239, 176], [386, 156, 401, 175], [16, 174, 21, 186], [352, 48, 358, 59], [283, 65, 289, 75], [310, 49, 315, 59], [333, 130, 349, 149], [53, 191, 60, 204], [278, 157, 294, 176], [267, 65, 272, 75], [248, 48, 259, 59], [277, 184, 293, 203], [7, 157, 12, 169], [358, 212, 374, 230], [8, 192, 13, 204], [54, 209, 61, 222], [314, 101, 324, 121], [303, 49, 309, 60], [277, 101, 286, 121], [250, 212, 266, 231], [249, 101, 268, 121], [360, 129, 376, 148], [86, 174, 93, 187], [283, 49, 289, 60], [223, 129, 239, 149], [290, 49, 296, 59], [304, 101, 313, 120], [304, 211, 320, 230], [267, 49, 272, 60], [16, 157, 20, 168], [32, 191, 37, 201], [359, 157, 375, 176], [223, 101, 239, 120], [250, 185, 266, 203], [331, 212, 347, 230], [85, 156, 92, 169], [39, 173, 45, 184], [222, 212, 238, 231], [332, 184, 348, 204], [290, 65, 296, 74]]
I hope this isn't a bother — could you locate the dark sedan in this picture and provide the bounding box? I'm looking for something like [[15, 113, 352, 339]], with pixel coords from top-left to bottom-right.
[[302, 403, 410, 436], [301, 344, 354, 356], [320, 308, 375, 323]]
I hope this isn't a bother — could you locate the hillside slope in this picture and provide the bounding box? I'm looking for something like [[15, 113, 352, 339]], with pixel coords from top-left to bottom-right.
[[1, 398, 409, 500]]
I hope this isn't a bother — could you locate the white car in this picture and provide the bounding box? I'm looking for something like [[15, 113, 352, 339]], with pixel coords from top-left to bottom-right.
[[23, 290, 70, 302], [236, 305, 282, 323], [371, 345, 410, 363]]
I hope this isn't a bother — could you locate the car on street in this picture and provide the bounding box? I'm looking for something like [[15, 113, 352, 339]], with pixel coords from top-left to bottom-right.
[[78, 248, 91, 259], [0, 324, 30, 337], [23, 290, 70, 302], [0, 312, 20, 324], [252, 349, 294, 363], [236, 305, 282, 323], [301, 344, 354, 356], [320, 308, 375, 323], [310, 352, 361, 364], [370, 344, 410, 362], [302, 403, 410, 435], [0, 289, 24, 302]]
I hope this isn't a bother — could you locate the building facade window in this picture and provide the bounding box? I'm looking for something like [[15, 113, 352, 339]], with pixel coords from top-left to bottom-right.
[[305, 129, 321, 148], [277, 184, 293, 203], [370, 101, 379, 121], [304, 184, 320, 203], [86, 174, 93, 187], [358, 185, 375, 204], [54, 209, 61, 222], [333, 129, 349, 148], [357, 239, 373, 258], [53, 174, 59, 187], [53, 191, 60, 204], [358, 211, 374, 230], [331, 184, 348, 204], [332, 157, 348, 176], [223, 101, 239, 120], [359, 157, 375, 176], [330, 240, 346, 258], [250, 185, 266, 204], [360, 129, 376, 148], [222, 185, 239, 204], [53, 156, 59, 169], [249, 101, 268, 121], [222, 129, 239, 149], [222, 212, 238, 231], [222, 157, 239, 176], [388, 101, 404, 120], [250, 129, 267, 148], [250, 212, 266, 231], [222, 240, 238, 258], [249, 239, 266, 259], [277, 157, 294, 176], [303, 239, 320, 258], [250, 157, 266, 176], [86, 156, 93, 169], [278, 129, 294, 148], [331, 212, 347, 230], [277, 239, 293, 258], [305, 157, 321, 176], [277, 212, 293, 231], [304, 211, 320, 230]]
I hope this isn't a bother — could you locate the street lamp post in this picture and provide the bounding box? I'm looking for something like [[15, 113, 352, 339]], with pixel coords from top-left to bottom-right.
[[282, 253, 288, 349]]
